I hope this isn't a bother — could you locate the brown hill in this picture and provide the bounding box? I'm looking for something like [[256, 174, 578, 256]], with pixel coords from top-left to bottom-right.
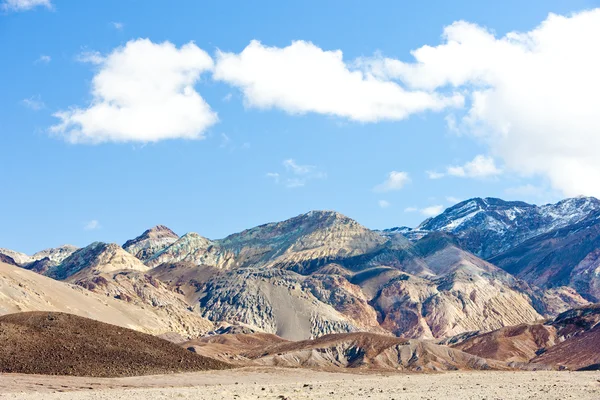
[[0, 312, 230, 377], [450, 304, 600, 369], [188, 331, 508, 371], [530, 325, 600, 370], [453, 324, 558, 363]]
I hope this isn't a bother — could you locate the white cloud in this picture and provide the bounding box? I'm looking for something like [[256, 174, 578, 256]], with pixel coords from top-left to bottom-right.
[[428, 155, 501, 179], [420, 205, 444, 217], [51, 39, 217, 143], [404, 206, 418, 213], [35, 55, 51, 64], [374, 171, 410, 192], [75, 50, 105, 65], [364, 9, 600, 197], [213, 40, 463, 122], [426, 170, 445, 180], [84, 220, 100, 231], [21, 95, 45, 110], [2, 0, 51, 11], [378, 200, 391, 208], [112, 22, 124, 30], [447, 155, 502, 178]]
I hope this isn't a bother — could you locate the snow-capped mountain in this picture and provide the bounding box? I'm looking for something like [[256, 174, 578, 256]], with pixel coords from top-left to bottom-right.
[[397, 197, 600, 259]]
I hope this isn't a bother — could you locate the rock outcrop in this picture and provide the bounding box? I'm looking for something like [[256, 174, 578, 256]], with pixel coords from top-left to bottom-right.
[[123, 225, 179, 262]]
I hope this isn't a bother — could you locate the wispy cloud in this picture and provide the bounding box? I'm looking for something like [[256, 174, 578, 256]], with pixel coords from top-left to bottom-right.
[[266, 172, 280, 183], [268, 159, 326, 189], [111, 21, 124, 30], [21, 95, 45, 110], [75, 50, 105, 65], [2, 0, 52, 12], [374, 171, 410, 192], [35, 54, 51, 64], [446, 196, 461, 204], [283, 159, 314, 175], [378, 200, 391, 209], [404, 207, 418, 213], [219, 133, 232, 148], [84, 220, 100, 231]]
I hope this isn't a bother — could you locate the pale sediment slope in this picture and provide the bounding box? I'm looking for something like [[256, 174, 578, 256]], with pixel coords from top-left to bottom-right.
[[0, 262, 211, 337]]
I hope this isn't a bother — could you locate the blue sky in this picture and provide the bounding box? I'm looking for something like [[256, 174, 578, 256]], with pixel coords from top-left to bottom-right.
[[2, 0, 599, 253]]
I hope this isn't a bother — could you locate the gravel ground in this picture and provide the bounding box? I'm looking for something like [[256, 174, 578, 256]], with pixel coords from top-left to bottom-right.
[[1, 368, 600, 399]]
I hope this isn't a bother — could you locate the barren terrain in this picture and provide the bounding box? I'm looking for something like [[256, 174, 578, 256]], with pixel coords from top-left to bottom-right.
[[1, 368, 599, 399]]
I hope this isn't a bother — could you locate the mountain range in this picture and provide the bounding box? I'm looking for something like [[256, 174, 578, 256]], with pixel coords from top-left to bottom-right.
[[2, 196, 598, 344]]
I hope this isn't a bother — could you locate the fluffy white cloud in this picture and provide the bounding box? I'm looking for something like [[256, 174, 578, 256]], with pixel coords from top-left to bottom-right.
[[365, 9, 600, 197], [51, 39, 217, 143], [378, 200, 391, 209], [374, 171, 410, 192], [420, 205, 444, 217], [2, 0, 51, 11], [213, 40, 463, 122], [84, 220, 100, 231]]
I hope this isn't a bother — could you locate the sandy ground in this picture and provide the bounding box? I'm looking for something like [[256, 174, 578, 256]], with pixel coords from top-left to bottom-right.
[[1, 367, 599, 399]]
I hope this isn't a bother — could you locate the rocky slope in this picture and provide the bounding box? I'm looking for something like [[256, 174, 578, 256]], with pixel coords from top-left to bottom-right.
[[0, 261, 212, 337], [396, 197, 600, 259], [450, 304, 600, 370], [146, 211, 389, 273], [187, 331, 507, 371], [0, 245, 78, 271], [490, 212, 600, 301], [46, 242, 149, 280], [122, 225, 179, 262], [134, 213, 553, 340], [363, 234, 544, 338]]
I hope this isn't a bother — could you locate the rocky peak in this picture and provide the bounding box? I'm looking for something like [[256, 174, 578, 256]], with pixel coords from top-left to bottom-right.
[[46, 242, 149, 280], [32, 245, 78, 265], [399, 196, 600, 259], [123, 225, 179, 262]]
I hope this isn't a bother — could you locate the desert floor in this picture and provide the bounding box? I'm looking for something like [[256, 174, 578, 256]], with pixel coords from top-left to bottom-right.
[[1, 367, 599, 399]]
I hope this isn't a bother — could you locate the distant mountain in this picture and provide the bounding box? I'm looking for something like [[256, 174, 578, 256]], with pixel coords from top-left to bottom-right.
[[490, 211, 600, 301], [6, 198, 599, 343], [0, 245, 78, 272], [122, 225, 179, 262], [132, 211, 560, 340], [396, 197, 600, 259], [46, 242, 149, 280]]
